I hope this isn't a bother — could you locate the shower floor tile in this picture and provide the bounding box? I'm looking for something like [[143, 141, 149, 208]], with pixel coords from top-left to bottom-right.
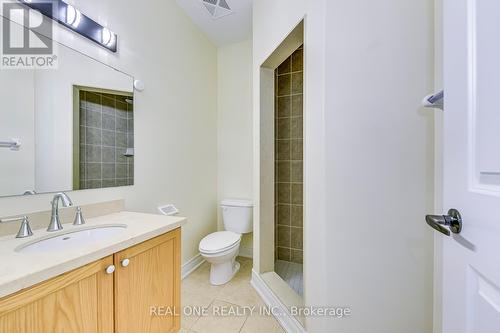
[[275, 260, 303, 296]]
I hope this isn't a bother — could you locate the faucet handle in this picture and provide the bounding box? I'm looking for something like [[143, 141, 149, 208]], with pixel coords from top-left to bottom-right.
[[0, 216, 34, 238], [73, 207, 85, 226]]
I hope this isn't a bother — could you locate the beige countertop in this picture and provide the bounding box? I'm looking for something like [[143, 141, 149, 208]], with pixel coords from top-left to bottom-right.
[[0, 211, 186, 299]]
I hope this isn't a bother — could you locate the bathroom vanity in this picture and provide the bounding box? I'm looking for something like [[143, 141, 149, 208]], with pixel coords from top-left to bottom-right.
[[0, 211, 185, 333]]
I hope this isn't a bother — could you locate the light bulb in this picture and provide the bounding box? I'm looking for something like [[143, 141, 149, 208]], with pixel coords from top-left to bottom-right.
[[101, 27, 115, 47], [66, 4, 81, 28]]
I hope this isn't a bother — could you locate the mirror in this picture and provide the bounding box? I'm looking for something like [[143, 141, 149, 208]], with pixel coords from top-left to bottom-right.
[[0, 17, 134, 198]]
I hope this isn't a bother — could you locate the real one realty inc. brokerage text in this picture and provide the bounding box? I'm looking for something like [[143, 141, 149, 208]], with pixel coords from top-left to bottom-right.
[[150, 305, 352, 318]]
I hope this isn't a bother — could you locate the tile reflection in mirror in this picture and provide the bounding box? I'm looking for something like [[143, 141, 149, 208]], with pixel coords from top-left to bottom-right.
[[76, 90, 134, 190]]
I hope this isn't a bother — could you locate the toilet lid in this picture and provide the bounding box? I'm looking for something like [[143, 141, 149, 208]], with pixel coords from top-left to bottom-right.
[[199, 231, 241, 254]]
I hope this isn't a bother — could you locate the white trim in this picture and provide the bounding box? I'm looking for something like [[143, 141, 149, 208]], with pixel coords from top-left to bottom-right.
[[250, 270, 306, 333], [239, 245, 253, 258], [181, 253, 205, 280]]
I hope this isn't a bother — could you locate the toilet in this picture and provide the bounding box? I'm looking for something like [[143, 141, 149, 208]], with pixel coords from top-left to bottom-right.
[[199, 199, 253, 285]]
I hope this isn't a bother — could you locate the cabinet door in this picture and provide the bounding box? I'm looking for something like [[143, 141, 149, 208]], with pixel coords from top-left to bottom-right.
[[114, 228, 181, 333], [0, 256, 114, 333]]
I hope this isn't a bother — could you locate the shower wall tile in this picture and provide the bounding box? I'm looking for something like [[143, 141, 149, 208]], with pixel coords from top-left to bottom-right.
[[291, 205, 303, 227], [276, 118, 291, 139], [277, 226, 291, 247], [277, 56, 291, 74], [277, 247, 291, 262], [291, 184, 303, 205], [291, 249, 303, 264], [276, 204, 291, 226], [291, 95, 303, 116], [277, 74, 291, 96], [276, 141, 290, 161], [290, 139, 303, 160], [276, 161, 290, 182], [275, 46, 304, 264], [276, 183, 291, 204], [290, 161, 303, 182], [291, 48, 303, 72], [277, 96, 291, 118], [79, 91, 134, 189], [291, 117, 303, 139], [291, 228, 303, 249]]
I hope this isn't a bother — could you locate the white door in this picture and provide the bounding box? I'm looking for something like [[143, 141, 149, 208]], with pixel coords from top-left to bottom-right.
[[439, 0, 500, 332]]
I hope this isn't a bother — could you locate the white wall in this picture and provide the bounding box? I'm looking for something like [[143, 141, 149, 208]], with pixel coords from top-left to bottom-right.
[[0, 71, 35, 196], [217, 39, 253, 253], [253, 0, 434, 332], [323, 1, 434, 332], [0, 0, 218, 264]]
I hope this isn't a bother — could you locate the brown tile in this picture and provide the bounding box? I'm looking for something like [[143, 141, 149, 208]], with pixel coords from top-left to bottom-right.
[[277, 74, 291, 96], [277, 226, 290, 247], [276, 204, 290, 226], [291, 227, 303, 249], [291, 116, 303, 139], [292, 48, 303, 72], [291, 139, 303, 160], [290, 161, 303, 182], [291, 72, 303, 94], [291, 205, 303, 227], [291, 95, 303, 117], [275, 161, 290, 182], [277, 247, 291, 261], [291, 249, 303, 264], [276, 96, 291, 118], [276, 183, 290, 204], [291, 184, 303, 204], [275, 140, 290, 161], [277, 56, 291, 74], [276, 118, 290, 139]]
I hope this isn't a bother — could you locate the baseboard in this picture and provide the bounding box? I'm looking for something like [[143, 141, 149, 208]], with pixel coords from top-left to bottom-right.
[[181, 253, 205, 280], [239, 245, 253, 258], [251, 270, 306, 333]]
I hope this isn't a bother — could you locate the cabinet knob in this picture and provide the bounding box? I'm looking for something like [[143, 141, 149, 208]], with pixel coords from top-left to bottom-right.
[[121, 258, 130, 267], [105, 265, 116, 274]]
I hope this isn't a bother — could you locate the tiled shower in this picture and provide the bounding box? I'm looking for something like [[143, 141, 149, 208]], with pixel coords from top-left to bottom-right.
[[78, 91, 134, 189], [275, 46, 303, 296]]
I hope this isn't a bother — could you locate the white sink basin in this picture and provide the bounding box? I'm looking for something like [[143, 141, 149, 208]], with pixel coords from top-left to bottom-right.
[[15, 224, 127, 253]]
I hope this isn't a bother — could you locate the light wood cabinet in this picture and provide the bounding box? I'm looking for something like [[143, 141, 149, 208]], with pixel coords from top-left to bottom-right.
[[0, 228, 181, 333], [0, 256, 114, 333], [114, 228, 181, 333]]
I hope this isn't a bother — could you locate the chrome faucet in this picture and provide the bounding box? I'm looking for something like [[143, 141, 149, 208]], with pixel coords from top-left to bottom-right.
[[47, 192, 73, 232]]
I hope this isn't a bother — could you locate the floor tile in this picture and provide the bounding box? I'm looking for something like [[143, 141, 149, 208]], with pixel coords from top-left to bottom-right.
[[182, 256, 285, 333], [190, 300, 247, 333], [240, 314, 285, 333]]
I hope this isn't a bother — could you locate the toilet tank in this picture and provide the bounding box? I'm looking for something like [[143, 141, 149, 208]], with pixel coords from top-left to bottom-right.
[[221, 199, 253, 234]]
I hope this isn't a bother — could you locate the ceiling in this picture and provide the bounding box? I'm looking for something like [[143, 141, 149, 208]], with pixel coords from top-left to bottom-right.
[[175, 0, 252, 47]]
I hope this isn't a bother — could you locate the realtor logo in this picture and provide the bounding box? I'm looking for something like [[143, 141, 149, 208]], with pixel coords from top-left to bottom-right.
[[1, 1, 57, 68]]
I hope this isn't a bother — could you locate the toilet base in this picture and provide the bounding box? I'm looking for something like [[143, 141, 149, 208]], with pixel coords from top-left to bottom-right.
[[209, 260, 240, 285]]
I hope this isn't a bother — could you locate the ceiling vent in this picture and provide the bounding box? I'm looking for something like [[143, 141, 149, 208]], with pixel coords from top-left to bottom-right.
[[201, 0, 233, 20]]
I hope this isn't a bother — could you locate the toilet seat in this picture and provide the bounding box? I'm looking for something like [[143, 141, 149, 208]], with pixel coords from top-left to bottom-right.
[[199, 231, 241, 254]]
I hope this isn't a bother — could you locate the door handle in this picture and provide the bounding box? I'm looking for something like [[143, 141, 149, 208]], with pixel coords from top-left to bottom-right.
[[425, 209, 462, 236]]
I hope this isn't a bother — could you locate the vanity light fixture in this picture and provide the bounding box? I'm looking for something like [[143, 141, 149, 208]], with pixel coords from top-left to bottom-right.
[[18, 0, 118, 52]]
